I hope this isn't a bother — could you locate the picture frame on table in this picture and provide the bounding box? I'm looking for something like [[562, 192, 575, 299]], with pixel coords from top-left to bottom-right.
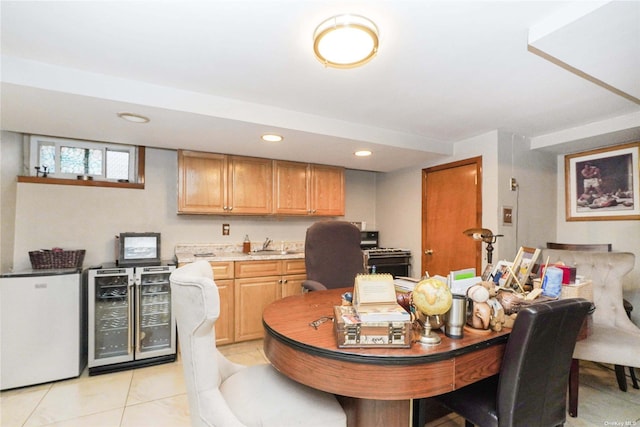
[[565, 142, 640, 221], [490, 260, 513, 287], [505, 246, 541, 289]]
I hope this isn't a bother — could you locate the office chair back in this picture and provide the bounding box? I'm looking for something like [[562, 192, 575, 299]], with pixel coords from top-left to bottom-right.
[[497, 298, 592, 426], [434, 298, 591, 427], [304, 221, 366, 290]]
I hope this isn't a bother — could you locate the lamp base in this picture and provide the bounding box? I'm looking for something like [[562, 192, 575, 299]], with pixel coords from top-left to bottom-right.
[[419, 319, 441, 345]]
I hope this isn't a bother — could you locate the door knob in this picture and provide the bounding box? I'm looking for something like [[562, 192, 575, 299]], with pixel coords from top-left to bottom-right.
[[425, 249, 434, 255]]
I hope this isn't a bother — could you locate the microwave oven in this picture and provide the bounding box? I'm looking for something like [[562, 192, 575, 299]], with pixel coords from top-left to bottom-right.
[[115, 232, 161, 266], [360, 231, 379, 249]]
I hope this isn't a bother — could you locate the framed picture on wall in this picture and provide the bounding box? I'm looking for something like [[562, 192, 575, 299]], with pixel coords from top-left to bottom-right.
[[565, 142, 640, 221]]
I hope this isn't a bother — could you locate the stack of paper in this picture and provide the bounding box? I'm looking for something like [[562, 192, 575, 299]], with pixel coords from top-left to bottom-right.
[[353, 274, 411, 322]]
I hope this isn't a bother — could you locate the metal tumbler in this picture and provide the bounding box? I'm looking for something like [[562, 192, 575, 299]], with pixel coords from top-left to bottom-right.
[[445, 294, 468, 339]]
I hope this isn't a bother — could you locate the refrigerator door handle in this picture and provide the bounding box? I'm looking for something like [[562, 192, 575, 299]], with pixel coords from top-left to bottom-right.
[[128, 280, 135, 356], [136, 281, 142, 354]]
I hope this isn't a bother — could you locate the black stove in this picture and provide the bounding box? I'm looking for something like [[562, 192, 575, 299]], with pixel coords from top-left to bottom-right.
[[365, 248, 412, 258]]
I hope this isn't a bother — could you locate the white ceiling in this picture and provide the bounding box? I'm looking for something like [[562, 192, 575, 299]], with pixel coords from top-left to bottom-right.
[[1, 1, 639, 172]]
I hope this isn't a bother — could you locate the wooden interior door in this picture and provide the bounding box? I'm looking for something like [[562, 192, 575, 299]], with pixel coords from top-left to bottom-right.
[[422, 157, 482, 277]]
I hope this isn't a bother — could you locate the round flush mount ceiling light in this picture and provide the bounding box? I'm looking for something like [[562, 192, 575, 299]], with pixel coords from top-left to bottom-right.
[[261, 134, 284, 142], [313, 14, 379, 69], [355, 150, 372, 157], [117, 112, 150, 123]]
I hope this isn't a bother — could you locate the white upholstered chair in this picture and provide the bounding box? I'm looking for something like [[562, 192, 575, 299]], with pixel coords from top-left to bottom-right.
[[170, 261, 346, 427], [540, 249, 640, 417]]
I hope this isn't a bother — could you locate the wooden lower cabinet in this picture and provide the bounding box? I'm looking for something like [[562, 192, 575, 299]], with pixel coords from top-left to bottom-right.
[[209, 262, 235, 345], [178, 259, 305, 345], [233, 259, 306, 342], [234, 276, 281, 342], [214, 279, 235, 345], [281, 273, 306, 298]]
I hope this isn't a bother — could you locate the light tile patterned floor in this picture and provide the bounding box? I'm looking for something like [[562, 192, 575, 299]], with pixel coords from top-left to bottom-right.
[[2, 340, 638, 427]]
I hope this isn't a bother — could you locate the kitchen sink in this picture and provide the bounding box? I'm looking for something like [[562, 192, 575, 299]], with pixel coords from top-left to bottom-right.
[[251, 250, 303, 255]]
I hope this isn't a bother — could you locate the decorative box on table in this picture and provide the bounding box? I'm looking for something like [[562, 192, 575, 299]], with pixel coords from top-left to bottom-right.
[[560, 280, 593, 301], [333, 305, 412, 348], [559, 280, 594, 340]]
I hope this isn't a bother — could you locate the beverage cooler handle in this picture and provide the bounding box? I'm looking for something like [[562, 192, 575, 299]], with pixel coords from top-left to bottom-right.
[[128, 280, 135, 355], [136, 278, 142, 354]]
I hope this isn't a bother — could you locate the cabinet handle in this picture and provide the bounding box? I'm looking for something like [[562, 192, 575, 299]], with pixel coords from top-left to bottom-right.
[[283, 279, 288, 284]]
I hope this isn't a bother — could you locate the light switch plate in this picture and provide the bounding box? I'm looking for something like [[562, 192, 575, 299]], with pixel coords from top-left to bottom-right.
[[502, 206, 513, 225]]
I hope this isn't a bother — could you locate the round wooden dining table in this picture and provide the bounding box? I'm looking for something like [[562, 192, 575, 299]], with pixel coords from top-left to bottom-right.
[[262, 288, 510, 427]]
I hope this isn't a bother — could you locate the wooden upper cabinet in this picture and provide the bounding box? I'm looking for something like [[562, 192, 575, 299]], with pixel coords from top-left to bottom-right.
[[178, 150, 272, 215], [274, 161, 345, 216], [310, 164, 345, 216], [227, 155, 272, 214], [178, 150, 226, 214], [178, 150, 343, 216], [273, 160, 309, 215]]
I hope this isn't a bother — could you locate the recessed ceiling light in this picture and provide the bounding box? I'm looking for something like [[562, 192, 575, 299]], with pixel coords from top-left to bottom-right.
[[117, 112, 150, 123], [261, 134, 284, 142], [355, 150, 372, 157]]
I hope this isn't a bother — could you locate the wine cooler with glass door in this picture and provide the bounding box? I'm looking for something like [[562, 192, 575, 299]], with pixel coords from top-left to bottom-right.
[[87, 263, 176, 375]]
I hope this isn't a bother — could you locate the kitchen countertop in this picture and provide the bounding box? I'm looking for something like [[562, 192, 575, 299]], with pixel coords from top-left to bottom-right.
[[175, 242, 305, 264]]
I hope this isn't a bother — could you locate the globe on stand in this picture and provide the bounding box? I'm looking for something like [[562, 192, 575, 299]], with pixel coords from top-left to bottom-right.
[[411, 277, 453, 345]]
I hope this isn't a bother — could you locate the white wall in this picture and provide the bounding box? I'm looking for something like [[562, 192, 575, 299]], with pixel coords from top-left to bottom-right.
[[0, 132, 22, 272], [5, 136, 377, 271], [496, 132, 558, 257]]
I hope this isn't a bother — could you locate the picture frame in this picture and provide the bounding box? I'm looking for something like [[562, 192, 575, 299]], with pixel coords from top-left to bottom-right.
[[505, 246, 540, 289], [490, 260, 513, 287], [565, 142, 640, 221]]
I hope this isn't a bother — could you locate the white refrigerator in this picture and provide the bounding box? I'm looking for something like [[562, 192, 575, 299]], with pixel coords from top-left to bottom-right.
[[0, 269, 87, 390]]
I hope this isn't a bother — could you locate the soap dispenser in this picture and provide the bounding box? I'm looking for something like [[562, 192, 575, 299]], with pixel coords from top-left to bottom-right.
[[243, 235, 251, 254]]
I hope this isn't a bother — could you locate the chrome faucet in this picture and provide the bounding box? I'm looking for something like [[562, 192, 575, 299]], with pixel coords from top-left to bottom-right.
[[262, 237, 272, 251]]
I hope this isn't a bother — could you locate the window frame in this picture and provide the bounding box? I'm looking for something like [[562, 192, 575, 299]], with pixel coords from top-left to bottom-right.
[[20, 135, 145, 190], [29, 135, 137, 182]]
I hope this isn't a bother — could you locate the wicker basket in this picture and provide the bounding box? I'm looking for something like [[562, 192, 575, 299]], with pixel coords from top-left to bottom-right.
[[29, 249, 86, 269]]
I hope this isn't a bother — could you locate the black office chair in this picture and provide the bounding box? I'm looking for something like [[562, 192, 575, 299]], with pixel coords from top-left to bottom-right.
[[432, 298, 592, 427], [302, 221, 367, 291]]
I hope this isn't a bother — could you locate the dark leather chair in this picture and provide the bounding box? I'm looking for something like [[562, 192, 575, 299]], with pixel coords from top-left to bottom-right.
[[432, 298, 592, 427], [302, 221, 367, 291]]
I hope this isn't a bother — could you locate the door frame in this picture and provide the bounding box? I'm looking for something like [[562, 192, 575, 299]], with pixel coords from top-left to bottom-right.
[[421, 156, 483, 276]]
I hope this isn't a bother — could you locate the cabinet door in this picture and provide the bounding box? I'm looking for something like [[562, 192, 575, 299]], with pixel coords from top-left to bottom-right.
[[310, 164, 345, 216], [281, 273, 306, 298], [178, 150, 227, 214], [215, 279, 234, 345], [273, 160, 309, 215], [234, 276, 280, 341], [228, 156, 273, 214]]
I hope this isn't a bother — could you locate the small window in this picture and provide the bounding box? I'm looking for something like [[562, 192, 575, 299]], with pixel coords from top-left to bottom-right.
[[29, 135, 138, 182]]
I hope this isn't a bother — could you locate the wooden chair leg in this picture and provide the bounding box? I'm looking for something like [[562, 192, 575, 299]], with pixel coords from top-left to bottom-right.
[[615, 365, 628, 392], [630, 367, 639, 389], [568, 358, 579, 417]]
